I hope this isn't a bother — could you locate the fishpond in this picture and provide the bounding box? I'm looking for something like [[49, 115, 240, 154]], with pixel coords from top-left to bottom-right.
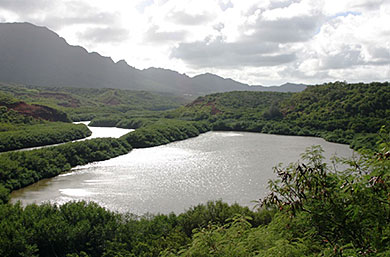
[[11, 125, 355, 215]]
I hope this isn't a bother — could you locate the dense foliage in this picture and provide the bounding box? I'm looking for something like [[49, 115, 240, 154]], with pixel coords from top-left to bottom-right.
[[0, 83, 190, 121], [167, 91, 290, 122], [281, 82, 390, 148], [89, 117, 158, 129], [0, 106, 40, 130], [0, 138, 132, 203], [0, 93, 92, 151], [121, 119, 210, 148], [0, 200, 272, 257], [0, 122, 91, 152], [167, 82, 390, 151]]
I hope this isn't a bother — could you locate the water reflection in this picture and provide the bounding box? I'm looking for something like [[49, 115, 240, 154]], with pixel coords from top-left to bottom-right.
[[74, 121, 133, 140], [16, 121, 133, 151], [11, 131, 355, 215]]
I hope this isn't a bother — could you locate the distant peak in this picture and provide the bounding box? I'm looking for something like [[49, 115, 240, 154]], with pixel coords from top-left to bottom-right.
[[116, 59, 128, 65], [193, 73, 222, 79], [279, 82, 306, 87], [144, 67, 183, 75]]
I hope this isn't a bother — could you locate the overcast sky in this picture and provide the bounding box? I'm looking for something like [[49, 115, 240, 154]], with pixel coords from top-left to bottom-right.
[[0, 0, 389, 86]]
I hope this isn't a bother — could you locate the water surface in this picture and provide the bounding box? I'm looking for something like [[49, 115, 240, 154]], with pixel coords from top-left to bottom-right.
[[11, 131, 355, 215], [74, 121, 133, 140], [16, 121, 133, 151]]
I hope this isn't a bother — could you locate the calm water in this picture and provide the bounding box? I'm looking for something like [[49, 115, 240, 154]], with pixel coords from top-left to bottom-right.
[[11, 129, 355, 215], [74, 121, 134, 139], [16, 121, 133, 151]]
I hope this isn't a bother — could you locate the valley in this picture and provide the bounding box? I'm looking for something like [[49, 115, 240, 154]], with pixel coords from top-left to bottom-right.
[[0, 80, 389, 256], [0, 16, 389, 257]]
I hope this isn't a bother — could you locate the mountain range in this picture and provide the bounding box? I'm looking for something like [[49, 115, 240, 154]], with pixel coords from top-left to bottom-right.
[[0, 22, 306, 95]]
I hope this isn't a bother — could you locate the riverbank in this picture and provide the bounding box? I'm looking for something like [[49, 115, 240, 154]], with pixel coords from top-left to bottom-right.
[[0, 122, 92, 152], [0, 119, 210, 204]]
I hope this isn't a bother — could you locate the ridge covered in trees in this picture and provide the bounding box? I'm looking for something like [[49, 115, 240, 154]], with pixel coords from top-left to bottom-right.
[[166, 81, 390, 151]]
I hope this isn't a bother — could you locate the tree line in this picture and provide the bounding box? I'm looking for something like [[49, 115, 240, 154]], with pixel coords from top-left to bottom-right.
[[163, 81, 390, 151], [0, 122, 91, 152]]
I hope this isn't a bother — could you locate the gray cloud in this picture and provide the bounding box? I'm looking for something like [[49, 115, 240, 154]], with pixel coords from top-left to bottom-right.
[[268, 0, 302, 10], [0, 0, 119, 30], [322, 46, 363, 69], [352, 0, 385, 10], [368, 47, 390, 64], [144, 25, 187, 43], [171, 38, 295, 68], [0, 0, 53, 12], [44, 12, 118, 29], [320, 45, 390, 70], [249, 15, 324, 43], [171, 12, 322, 68], [168, 11, 214, 26], [213, 23, 224, 32], [77, 27, 129, 43], [42, 1, 118, 29], [279, 65, 333, 82]]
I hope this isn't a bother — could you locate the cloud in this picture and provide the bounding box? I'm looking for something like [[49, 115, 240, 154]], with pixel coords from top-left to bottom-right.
[[352, 0, 385, 10], [77, 27, 129, 43], [368, 47, 390, 64], [218, 0, 233, 11], [320, 45, 363, 69], [41, 1, 119, 29], [144, 25, 187, 43], [249, 15, 323, 43], [44, 13, 118, 30], [0, 0, 389, 85], [171, 37, 296, 68], [136, 0, 155, 13], [171, 5, 322, 68], [0, 0, 119, 29], [0, 0, 53, 13], [168, 10, 214, 25], [318, 45, 390, 69]]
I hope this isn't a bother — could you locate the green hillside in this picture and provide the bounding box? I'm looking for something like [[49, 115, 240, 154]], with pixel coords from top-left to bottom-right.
[[282, 82, 389, 131], [0, 91, 91, 151], [0, 82, 190, 121], [167, 81, 390, 151]]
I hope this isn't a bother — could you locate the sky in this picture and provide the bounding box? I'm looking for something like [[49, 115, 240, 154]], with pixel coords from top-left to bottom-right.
[[0, 0, 389, 86]]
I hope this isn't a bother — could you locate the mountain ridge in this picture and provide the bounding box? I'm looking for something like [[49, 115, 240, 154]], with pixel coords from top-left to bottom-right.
[[0, 22, 307, 95]]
